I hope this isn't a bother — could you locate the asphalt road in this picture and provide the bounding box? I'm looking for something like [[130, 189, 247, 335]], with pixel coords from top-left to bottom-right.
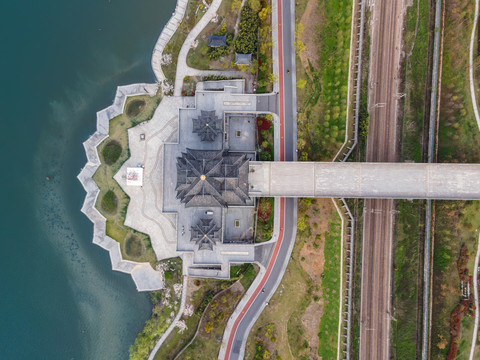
[[359, 0, 404, 359], [222, 0, 297, 358]]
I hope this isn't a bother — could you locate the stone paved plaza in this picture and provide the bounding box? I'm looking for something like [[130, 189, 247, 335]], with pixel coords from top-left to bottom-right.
[[116, 79, 267, 278]]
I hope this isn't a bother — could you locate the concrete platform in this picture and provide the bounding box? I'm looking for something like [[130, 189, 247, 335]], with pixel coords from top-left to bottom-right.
[[249, 161, 480, 200]]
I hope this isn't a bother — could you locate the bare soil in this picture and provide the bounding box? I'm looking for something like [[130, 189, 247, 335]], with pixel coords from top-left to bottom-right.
[[300, 198, 334, 358], [299, 0, 321, 74]]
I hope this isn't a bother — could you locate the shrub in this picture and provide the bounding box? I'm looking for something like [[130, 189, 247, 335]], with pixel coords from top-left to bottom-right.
[[101, 190, 118, 214], [102, 141, 122, 165], [125, 235, 145, 258], [234, 5, 259, 54], [126, 99, 146, 117]]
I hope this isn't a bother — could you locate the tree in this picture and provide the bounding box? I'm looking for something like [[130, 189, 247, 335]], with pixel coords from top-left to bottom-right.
[[231, 0, 242, 12], [258, 7, 269, 21], [248, 0, 261, 12], [204, 321, 214, 334], [297, 217, 307, 232], [234, 5, 259, 54], [297, 78, 307, 89]]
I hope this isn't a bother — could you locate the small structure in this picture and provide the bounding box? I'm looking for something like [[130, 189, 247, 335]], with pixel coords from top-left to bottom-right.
[[208, 35, 227, 47], [192, 110, 223, 141], [126, 167, 143, 186], [190, 218, 221, 251], [235, 53, 252, 65]]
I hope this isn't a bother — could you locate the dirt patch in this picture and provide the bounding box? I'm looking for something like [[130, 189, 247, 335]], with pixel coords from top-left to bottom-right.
[[299, 0, 321, 74], [299, 198, 333, 357], [302, 302, 323, 360], [124, 234, 146, 258], [126, 99, 146, 117]]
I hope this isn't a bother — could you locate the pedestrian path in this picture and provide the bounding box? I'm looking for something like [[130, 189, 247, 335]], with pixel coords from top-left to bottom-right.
[[151, 0, 188, 86]]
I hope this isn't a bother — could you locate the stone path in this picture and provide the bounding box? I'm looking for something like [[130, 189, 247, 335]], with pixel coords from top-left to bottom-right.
[[148, 275, 189, 360], [152, 0, 189, 86], [114, 96, 195, 261], [77, 83, 164, 291]]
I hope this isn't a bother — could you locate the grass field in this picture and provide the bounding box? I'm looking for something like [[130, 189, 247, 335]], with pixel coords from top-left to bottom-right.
[[245, 199, 342, 359], [431, 201, 480, 359], [389, 0, 431, 357], [438, 0, 480, 162], [391, 199, 424, 359], [296, 0, 352, 161], [400, 0, 431, 162], [316, 217, 342, 359], [431, 0, 480, 358], [92, 93, 161, 264]]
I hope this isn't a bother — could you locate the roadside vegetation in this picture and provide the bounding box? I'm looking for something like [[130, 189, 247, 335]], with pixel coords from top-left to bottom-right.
[[154, 264, 258, 360], [245, 199, 342, 359], [431, 201, 480, 359], [438, 0, 480, 163], [399, 0, 432, 162], [390, 0, 432, 358], [295, 0, 352, 161], [129, 258, 183, 360], [255, 197, 274, 243], [93, 93, 161, 264], [431, 0, 480, 359], [391, 200, 425, 359], [255, 114, 274, 243]]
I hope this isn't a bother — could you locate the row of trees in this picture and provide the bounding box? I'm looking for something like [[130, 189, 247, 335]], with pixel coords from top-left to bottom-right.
[[234, 3, 259, 54]]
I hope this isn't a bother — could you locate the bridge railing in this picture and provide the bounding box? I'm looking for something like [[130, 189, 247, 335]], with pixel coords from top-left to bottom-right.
[[333, 0, 366, 358]]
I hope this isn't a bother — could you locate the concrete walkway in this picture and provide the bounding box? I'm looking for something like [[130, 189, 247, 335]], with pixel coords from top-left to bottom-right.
[[152, 0, 188, 87], [77, 83, 164, 291], [148, 275, 188, 360]]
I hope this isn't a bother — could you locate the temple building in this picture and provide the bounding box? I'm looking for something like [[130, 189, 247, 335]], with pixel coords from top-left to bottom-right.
[[162, 80, 261, 278]]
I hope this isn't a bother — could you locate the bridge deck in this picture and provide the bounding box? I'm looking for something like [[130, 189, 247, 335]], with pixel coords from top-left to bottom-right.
[[248, 162, 480, 200]]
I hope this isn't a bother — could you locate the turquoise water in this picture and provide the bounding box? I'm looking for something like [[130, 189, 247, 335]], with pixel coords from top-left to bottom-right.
[[0, 0, 175, 358]]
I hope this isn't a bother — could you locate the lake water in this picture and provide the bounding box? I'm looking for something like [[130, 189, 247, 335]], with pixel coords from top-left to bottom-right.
[[0, 0, 175, 358]]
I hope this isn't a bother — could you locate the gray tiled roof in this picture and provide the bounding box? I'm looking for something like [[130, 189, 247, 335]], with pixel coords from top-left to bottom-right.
[[176, 149, 251, 208], [192, 110, 223, 142], [190, 218, 221, 251], [235, 53, 252, 65], [208, 35, 227, 47]]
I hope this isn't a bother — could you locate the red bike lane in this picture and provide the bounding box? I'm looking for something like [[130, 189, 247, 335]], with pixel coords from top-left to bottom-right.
[[224, 0, 286, 357]]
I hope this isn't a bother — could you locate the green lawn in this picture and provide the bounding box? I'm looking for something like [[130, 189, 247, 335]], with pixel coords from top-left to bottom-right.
[[391, 200, 424, 359], [296, 0, 352, 161], [317, 218, 342, 358], [92, 92, 161, 264]]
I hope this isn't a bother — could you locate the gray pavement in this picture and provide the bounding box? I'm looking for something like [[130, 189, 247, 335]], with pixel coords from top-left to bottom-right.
[[219, 0, 299, 358], [249, 161, 480, 200]]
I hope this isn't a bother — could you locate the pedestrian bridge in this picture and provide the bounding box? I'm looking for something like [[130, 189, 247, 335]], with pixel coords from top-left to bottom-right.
[[248, 162, 480, 200]]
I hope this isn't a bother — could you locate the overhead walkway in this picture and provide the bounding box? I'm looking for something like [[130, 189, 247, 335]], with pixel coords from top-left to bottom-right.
[[248, 162, 480, 200]]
